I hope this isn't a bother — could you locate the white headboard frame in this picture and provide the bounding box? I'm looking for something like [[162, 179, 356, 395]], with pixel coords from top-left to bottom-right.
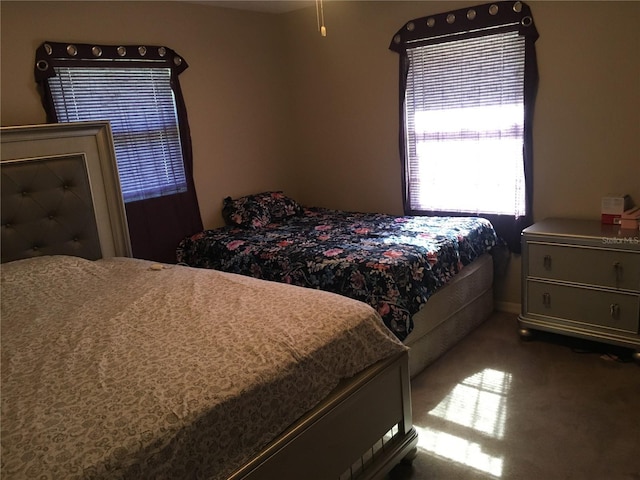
[[1, 121, 132, 262]]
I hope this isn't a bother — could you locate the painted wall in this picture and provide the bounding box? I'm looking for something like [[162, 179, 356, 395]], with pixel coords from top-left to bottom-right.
[[2, 1, 639, 309], [0, 0, 296, 230], [286, 1, 640, 215], [285, 0, 640, 310]]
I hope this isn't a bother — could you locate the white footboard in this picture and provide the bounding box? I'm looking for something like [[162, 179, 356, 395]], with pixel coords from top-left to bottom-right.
[[229, 351, 417, 480]]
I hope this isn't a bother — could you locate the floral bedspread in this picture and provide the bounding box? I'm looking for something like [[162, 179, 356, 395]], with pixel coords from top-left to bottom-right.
[[177, 208, 498, 340]]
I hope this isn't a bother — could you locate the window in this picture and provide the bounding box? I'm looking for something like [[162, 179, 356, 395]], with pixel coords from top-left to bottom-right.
[[35, 42, 203, 263], [405, 32, 525, 216], [390, 1, 539, 252], [49, 66, 187, 203]]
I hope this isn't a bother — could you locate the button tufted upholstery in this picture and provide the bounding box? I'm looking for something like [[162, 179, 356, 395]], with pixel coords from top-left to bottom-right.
[[1, 155, 102, 263]]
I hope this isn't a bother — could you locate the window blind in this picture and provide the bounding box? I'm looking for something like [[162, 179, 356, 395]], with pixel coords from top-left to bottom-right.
[[49, 67, 187, 203], [405, 31, 526, 216]]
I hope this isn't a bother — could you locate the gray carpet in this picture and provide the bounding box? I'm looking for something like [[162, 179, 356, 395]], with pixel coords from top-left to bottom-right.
[[387, 311, 640, 480]]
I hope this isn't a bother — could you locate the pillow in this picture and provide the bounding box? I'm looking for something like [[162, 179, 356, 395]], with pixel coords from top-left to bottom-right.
[[255, 191, 303, 221], [222, 191, 303, 229], [222, 195, 271, 229]]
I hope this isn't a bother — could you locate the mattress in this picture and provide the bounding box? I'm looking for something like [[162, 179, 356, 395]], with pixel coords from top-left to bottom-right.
[[1, 255, 406, 480]]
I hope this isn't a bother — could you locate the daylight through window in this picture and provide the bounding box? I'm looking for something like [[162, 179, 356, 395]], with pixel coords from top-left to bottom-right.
[[404, 31, 526, 216], [49, 66, 187, 203]]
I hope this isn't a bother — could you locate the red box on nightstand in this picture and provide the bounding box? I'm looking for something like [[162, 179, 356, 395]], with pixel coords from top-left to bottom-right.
[[601, 194, 632, 225]]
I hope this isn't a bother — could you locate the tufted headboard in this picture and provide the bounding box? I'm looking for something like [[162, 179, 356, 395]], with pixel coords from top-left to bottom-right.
[[1, 122, 132, 263]]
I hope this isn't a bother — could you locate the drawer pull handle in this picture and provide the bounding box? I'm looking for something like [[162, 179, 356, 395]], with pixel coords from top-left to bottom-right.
[[542, 292, 551, 308], [613, 262, 623, 286], [543, 255, 552, 270], [610, 303, 620, 318]]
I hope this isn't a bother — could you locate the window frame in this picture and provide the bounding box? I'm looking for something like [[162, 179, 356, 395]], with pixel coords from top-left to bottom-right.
[[403, 30, 527, 217], [47, 65, 188, 203]]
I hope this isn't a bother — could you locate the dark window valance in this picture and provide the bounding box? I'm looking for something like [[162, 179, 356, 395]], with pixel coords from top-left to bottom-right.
[[389, 0, 538, 52], [35, 41, 188, 80]]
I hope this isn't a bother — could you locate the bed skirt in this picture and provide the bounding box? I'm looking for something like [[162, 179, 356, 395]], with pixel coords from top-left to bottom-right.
[[406, 253, 494, 377]]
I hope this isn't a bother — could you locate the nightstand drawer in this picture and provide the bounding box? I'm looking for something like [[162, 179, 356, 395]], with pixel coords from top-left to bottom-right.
[[527, 280, 640, 334], [529, 243, 640, 292]]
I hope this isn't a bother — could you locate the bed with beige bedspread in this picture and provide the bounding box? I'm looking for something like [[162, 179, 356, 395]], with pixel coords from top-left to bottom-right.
[[1, 255, 407, 479]]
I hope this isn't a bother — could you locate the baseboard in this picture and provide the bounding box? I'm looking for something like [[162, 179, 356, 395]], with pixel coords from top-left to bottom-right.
[[495, 301, 521, 314]]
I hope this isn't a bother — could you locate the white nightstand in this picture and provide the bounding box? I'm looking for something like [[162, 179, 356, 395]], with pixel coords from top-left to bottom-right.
[[519, 218, 640, 361]]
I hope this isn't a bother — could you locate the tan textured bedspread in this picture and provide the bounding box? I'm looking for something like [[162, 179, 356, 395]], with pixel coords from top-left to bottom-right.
[[1, 255, 406, 479]]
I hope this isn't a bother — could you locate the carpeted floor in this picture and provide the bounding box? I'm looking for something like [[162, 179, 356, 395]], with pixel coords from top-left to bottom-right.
[[387, 311, 640, 480]]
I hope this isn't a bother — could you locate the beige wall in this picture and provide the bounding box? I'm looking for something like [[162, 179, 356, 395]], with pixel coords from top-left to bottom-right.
[[287, 1, 640, 215], [2, 1, 639, 308], [284, 1, 640, 309], [0, 1, 296, 229]]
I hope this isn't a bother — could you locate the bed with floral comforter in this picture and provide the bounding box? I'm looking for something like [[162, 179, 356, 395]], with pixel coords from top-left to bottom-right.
[[177, 192, 498, 341]]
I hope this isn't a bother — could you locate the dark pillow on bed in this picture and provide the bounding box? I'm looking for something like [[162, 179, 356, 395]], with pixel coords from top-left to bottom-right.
[[255, 191, 303, 221], [222, 195, 272, 229], [222, 191, 302, 229]]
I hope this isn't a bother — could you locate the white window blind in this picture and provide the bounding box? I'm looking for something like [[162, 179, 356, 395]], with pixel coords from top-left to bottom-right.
[[49, 67, 187, 203], [405, 31, 526, 216]]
